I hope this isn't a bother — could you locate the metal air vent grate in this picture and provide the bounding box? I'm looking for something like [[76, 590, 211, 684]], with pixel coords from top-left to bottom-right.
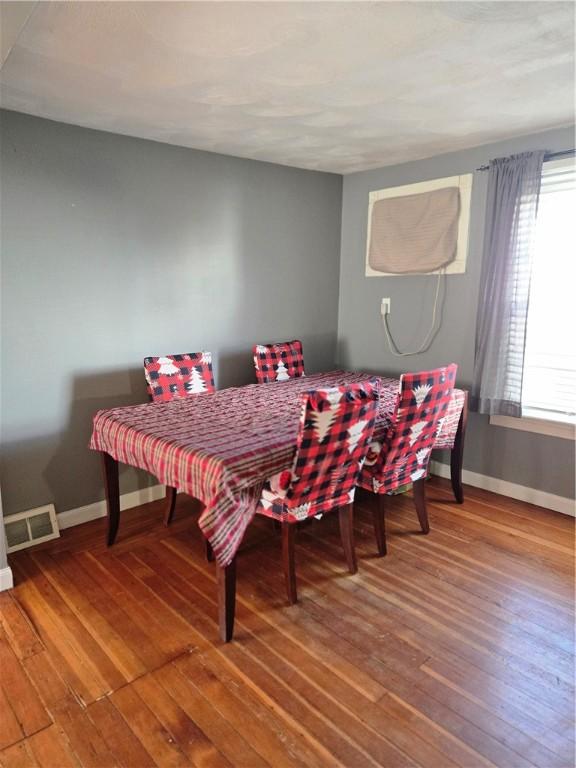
[[4, 505, 60, 553]]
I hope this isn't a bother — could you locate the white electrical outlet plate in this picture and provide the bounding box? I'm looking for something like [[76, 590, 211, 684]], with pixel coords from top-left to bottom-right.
[[381, 298, 391, 315]]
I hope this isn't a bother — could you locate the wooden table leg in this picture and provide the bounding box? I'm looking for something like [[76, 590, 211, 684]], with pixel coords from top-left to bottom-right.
[[450, 391, 468, 504], [101, 452, 120, 546], [163, 486, 178, 526], [216, 557, 237, 642]]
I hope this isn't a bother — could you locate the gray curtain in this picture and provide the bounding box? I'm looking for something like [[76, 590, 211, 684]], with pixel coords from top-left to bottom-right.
[[471, 150, 545, 416]]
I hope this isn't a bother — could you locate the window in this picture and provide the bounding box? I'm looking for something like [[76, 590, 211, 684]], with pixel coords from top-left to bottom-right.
[[492, 156, 576, 439]]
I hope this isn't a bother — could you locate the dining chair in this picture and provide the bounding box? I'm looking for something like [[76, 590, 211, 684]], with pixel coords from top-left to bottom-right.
[[143, 352, 215, 525], [358, 364, 457, 555], [253, 339, 305, 383], [256, 380, 379, 604]]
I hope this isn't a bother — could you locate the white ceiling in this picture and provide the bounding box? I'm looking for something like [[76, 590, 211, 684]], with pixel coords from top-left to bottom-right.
[[0, 1, 574, 173]]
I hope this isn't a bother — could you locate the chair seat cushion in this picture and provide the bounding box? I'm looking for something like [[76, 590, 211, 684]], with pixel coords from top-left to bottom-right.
[[257, 470, 355, 523]]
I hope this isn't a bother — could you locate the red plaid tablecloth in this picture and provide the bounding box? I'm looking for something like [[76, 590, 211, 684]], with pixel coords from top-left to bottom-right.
[[90, 371, 464, 566]]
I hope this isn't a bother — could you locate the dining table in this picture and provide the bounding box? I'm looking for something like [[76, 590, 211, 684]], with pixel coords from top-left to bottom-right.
[[90, 370, 467, 642]]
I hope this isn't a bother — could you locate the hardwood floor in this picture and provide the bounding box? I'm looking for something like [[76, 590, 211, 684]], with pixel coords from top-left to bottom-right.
[[1, 478, 574, 767]]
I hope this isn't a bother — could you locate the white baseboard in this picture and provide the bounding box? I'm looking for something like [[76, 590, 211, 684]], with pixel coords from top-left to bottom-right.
[[0, 566, 14, 592], [58, 484, 166, 530], [430, 461, 575, 517]]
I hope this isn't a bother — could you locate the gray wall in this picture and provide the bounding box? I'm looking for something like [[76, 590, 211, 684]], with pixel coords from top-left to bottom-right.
[[337, 125, 575, 499], [0, 109, 343, 516], [2, 109, 573, 517]]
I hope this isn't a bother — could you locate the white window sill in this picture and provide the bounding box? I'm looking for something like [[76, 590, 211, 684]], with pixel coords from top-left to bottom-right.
[[490, 411, 576, 440]]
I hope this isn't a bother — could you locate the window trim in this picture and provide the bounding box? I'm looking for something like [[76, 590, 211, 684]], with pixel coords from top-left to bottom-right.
[[490, 412, 575, 440]]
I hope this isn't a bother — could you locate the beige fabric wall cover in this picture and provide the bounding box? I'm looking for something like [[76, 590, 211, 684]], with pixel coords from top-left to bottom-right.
[[368, 187, 460, 274]]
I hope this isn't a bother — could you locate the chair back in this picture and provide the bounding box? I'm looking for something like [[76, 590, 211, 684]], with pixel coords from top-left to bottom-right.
[[253, 340, 305, 383], [143, 352, 215, 403], [433, 389, 466, 450], [363, 365, 457, 493], [283, 380, 379, 516]]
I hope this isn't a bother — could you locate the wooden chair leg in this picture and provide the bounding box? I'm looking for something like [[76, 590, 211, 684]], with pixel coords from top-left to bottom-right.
[[413, 478, 430, 534], [204, 538, 215, 562], [450, 392, 468, 504], [282, 522, 298, 604], [163, 486, 178, 526], [372, 495, 387, 556], [216, 558, 237, 643], [338, 504, 357, 574]]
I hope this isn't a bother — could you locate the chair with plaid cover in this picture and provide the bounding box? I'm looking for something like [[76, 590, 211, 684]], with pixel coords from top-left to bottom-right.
[[256, 380, 379, 603], [144, 352, 215, 402], [253, 340, 305, 384], [143, 352, 215, 526], [358, 364, 457, 555]]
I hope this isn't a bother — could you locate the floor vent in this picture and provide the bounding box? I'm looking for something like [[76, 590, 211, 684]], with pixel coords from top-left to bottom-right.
[[4, 504, 60, 553]]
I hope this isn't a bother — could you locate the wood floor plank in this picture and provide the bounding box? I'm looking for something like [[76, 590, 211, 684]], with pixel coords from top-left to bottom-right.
[[0, 593, 44, 661], [155, 661, 274, 768], [32, 551, 152, 680], [0, 686, 25, 751], [355, 501, 575, 614], [10, 556, 122, 703], [132, 669, 233, 768], [378, 536, 574, 654], [221, 558, 507, 768], [421, 661, 575, 765], [294, 531, 576, 717], [0, 740, 39, 768], [110, 677, 218, 768], [249, 552, 557, 768], [349, 549, 574, 684], [380, 524, 575, 635], [126, 548, 379, 767], [176, 650, 342, 768], [136, 544, 423, 768], [390, 502, 575, 596], [79, 550, 193, 660], [21, 649, 79, 714], [267, 541, 576, 754], [4, 477, 573, 768], [374, 491, 575, 589], [0, 627, 52, 739], [85, 696, 157, 768], [426, 501, 573, 556], [51, 698, 117, 768], [26, 724, 80, 768], [183, 647, 341, 768]]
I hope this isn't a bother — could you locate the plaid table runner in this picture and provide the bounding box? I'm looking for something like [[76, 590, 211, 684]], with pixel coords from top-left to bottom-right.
[[90, 371, 464, 566]]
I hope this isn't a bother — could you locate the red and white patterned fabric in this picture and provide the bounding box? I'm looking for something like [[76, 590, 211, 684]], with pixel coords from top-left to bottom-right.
[[359, 365, 457, 495], [433, 388, 466, 450], [253, 340, 305, 383], [90, 370, 464, 567], [257, 381, 379, 522], [144, 352, 215, 403]]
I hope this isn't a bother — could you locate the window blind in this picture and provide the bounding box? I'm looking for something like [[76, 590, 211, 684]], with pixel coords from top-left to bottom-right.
[[522, 158, 576, 418]]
